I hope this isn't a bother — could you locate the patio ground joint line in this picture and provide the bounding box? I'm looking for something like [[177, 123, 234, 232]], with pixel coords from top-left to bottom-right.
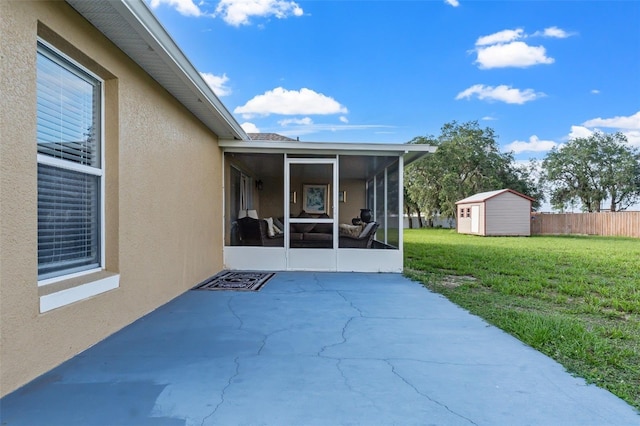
[[336, 290, 365, 318], [257, 328, 289, 356], [384, 359, 479, 426], [335, 358, 380, 411], [226, 295, 243, 329], [201, 356, 241, 426], [317, 316, 357, 358]]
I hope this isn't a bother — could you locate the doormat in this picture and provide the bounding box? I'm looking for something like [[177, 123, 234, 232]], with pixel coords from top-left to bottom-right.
[[192, 271, 275, 291]]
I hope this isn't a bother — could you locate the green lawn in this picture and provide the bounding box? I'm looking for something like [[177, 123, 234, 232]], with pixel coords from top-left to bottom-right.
[[404, 229, 640, 410]]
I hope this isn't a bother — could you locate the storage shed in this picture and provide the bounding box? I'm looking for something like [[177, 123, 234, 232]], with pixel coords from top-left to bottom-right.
[[456, 189, 534, 236]]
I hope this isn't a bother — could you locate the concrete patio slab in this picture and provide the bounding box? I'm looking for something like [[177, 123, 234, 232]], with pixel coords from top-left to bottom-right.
[[1, 272, 638, 425]]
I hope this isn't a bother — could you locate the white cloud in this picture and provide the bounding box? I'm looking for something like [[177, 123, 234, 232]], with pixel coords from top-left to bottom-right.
[[473, 27, 565, 69], [567, 125, 594, 140], [532, 26, 573, 39], [572, 111, 640, 148], [444, 0, 460, 7], [582, 111, 640, 130], [505, 135, 557, 153], [570, 128, 640, 148], [481, 116, 497, 121], [200, 72, 231, 97], [591, 89, 600, 95], [623, 130, 640, 147], [455, 84, 544, 104], [475, 29, 524, 47], [149, 0, 204, 17], [278, 117, 313, 126], [234, 87, 348, 119], [339, 116, 349, 123], [215, 0, 303, 26], [241, 122, 260, 133], [475, 41, 554, 69]]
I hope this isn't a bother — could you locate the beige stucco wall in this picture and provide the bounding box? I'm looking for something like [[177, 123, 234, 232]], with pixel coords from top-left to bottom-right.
[[338, 179, 366, 224], [0, 1, 224, 397]]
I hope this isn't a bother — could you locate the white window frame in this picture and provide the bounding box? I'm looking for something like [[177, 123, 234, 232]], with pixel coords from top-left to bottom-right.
[[36, 39, 106, 286]]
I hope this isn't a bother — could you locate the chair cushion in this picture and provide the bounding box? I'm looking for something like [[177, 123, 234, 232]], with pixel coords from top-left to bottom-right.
[[358, 222, 377, 239], [294, 210, 316, 233], [339, 224, 362, 238], [313, 213, 332, 233], [274, 217, 286, 232], [304, 232, 332, 241], [264, 217, 282, 237]]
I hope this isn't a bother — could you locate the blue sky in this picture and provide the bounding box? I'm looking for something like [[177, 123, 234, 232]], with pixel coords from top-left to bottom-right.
[[146, 0, 640, 165]]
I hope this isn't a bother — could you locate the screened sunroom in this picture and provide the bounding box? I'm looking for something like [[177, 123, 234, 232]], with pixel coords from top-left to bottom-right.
[[220, 139, 434, 272]]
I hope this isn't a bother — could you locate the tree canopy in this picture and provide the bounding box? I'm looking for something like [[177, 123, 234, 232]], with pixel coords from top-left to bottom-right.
[[541, 132, 640, 212], [405, 121, 541, 219]]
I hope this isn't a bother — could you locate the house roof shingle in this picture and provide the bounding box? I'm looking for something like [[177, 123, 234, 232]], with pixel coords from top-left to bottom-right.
[[248, 133, 297, 141]]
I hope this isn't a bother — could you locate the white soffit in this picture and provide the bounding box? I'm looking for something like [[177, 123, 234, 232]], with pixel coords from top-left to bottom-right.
[[65, 0, 247, 141]]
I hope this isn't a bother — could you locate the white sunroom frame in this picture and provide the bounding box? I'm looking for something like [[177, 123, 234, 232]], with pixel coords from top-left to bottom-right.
[[220, 139, 435, 273]]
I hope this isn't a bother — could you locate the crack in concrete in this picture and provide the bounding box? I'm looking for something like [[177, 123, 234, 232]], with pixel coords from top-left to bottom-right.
[[226, 296, 243, 329], [316, 288, 366, 357], [336, 290, 365, 318], [335, 359, 380, 411], [311, 273, 327, 291], [200, 356, 240, 426], [225, 279, 475, 425], [384, 359, 478, 425], [318, 316, 356, 358], [257, 328, 289, 356]]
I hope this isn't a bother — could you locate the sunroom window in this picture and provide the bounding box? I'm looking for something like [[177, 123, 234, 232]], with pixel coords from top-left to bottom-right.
[[36, 41, 103, 281]]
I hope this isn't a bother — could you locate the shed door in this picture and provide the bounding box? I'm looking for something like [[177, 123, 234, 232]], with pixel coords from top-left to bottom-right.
[[471, 205, 480, 233]]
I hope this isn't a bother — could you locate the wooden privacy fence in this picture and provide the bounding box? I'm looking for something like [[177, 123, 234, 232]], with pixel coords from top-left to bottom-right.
[[531, 212, 640, 238]]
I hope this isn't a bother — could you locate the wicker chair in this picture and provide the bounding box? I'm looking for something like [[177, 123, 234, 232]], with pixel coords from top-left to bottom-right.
[[339, 222, 379, 248], [237, 217, 284, 247]]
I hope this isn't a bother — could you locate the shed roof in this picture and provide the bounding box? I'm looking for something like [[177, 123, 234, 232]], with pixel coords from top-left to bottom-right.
[[456, 189, 535, 204]]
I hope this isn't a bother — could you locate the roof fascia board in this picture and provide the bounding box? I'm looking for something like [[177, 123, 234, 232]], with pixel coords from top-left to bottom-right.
[[219, 140, 436, 158], [67, 0, 248, 140], [112, 0, 248, 140], [481, 189, 535, 203], [456, 189, 535, 204]]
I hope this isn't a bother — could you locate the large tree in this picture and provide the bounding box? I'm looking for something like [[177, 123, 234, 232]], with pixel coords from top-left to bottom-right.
[[541, 132, 640, 212], [405, 121, 541, 220]]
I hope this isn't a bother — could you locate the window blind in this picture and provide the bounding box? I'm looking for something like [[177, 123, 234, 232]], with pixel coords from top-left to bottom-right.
[[36, 42, 102, 280], [36, 46, 100, 167], [37, 164, 100, 279]]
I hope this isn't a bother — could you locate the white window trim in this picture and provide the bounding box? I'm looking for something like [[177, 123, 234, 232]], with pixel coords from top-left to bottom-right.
[[36, 154, 103, 177], [36, 38, 107, 287], [40, 274, 119, 313], [37, 266, 103, 287]]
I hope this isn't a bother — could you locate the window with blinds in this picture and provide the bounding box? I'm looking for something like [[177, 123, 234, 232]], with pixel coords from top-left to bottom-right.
[[36, 41, 103, 281]]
